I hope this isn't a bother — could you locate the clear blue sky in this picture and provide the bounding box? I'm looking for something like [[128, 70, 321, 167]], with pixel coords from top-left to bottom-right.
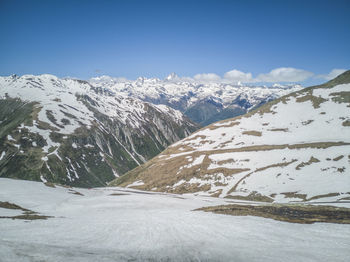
[[0, 0, 349, 81]]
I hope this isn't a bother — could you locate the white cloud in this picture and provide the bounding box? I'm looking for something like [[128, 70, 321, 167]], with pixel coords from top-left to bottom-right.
[[256, 67, 314, 82], [223, 69, 253, 83], [193, 73, 221, 82], [316, 69, 347, 81], [190, 67, 315, 84]]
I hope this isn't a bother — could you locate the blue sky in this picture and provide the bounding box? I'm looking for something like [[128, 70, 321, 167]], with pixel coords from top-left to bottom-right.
[[0, 0, 349, 84]]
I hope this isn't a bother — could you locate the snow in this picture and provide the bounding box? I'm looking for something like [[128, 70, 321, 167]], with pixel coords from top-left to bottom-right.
[[127, 180, 145, 187], [154, 104, 183, 123], [7, 135, 16, 141], [173, 84, 350, 152], [0, 74, 192, 135], [0, 178, 349, 262], [89, 74, 302, 113], [0, 151, 5, 160], [40, 175, 47, 183]]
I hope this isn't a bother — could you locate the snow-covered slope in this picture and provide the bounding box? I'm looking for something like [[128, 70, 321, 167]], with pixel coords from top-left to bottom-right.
[[111, 71, 350, 203], [0, 74, 198, 187], [1, 178, 350, 262], [90, 74, 302, 125]]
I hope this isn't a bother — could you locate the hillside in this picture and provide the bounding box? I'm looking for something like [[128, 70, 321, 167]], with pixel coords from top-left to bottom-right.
[[0, 74, 198, 187], [111, 71, 350, 203], [90, 74, 301, 125]]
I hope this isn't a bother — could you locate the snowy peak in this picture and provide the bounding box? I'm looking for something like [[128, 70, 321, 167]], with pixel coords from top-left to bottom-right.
[[110, 70, 350, 203], [89, 75, 302, 125], [165, 72, 179, 81]]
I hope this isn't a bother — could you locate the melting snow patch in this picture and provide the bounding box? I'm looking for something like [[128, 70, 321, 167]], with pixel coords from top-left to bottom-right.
[[40, 175, 47, 183], [7, 134, 15, 141], [127, 180, 145, 187], [0, 151, 5, 160]]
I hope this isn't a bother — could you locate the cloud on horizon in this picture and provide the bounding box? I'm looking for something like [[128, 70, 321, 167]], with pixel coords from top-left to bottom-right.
[[187, 67, 348, 84], [316, 69, 347, 81], [223, 70, 253, 83], [190, 67, 316, 84], [255, 67, 314, 82], [91, 67, 347, 85], [193, 73, 221, 82]]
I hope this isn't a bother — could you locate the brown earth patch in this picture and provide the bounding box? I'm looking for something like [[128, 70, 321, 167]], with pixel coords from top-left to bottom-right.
[[68, 190, 84, 196], [307, 193, 340, 201], [340, 197, 350, 200], [330, 91, 350, 105], [225, 191, 274, 203], [208, 121, 240, 130], [302, 120, 314, 125], [242, 130, 262, 136], [281, 192, 307, 201], [216, 159, 236, 165], [171, 183, 211, 194], [333, 155, 344, 161], [295, 156, 320, 170], [195, 204, 350, 224], [0, 201, 52, 220], [0, 214, 52, 220], [342, 120, 350, 126], [296, 92, 327, 108], [0, 201, 30, 212], [268, 128, 289, 132]]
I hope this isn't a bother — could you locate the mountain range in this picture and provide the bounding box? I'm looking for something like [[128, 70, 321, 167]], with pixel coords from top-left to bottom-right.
[[0, 73, 302, 187], [90, 74, 301, 125]]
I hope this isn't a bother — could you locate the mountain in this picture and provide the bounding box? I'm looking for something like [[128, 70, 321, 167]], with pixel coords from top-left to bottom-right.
[[90, 75, 301, 125], [0, 74, 198, 187], [110, 70, 350, 203]]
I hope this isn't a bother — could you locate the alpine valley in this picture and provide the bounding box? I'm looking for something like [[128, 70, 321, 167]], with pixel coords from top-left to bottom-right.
[[0, 74, 198, 187]]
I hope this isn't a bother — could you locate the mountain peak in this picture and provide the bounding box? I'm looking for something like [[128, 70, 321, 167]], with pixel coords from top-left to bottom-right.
[[165, 72, 179, 81]]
